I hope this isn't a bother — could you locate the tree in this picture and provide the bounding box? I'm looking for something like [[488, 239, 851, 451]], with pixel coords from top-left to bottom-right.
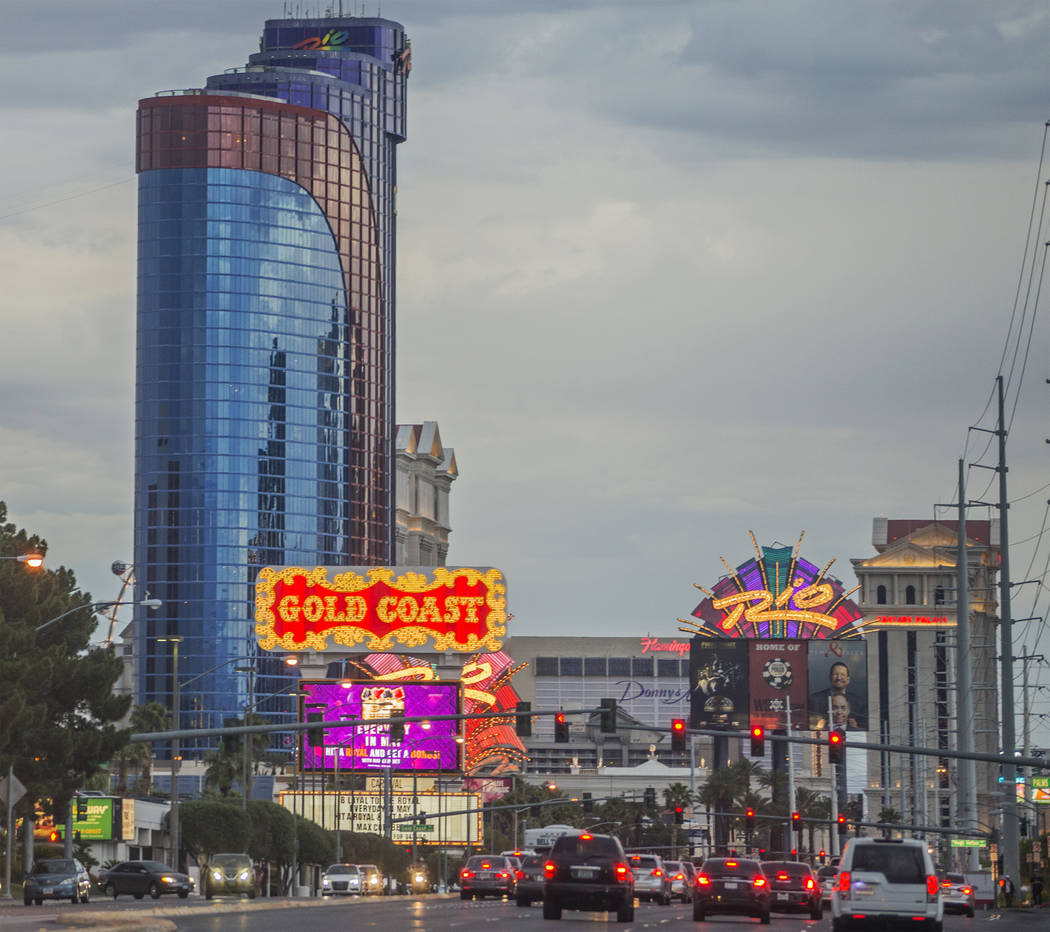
[[178, 799, 252, 863], [111, 702, 169, 795], [664, 782, 693, 858], [203, 745, 241, 798], [0, 502, 132, 846], [793, 787, 831, 855]]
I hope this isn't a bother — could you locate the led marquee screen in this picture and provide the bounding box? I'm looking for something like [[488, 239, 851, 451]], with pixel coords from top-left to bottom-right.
[[300, 680, 461, 773]]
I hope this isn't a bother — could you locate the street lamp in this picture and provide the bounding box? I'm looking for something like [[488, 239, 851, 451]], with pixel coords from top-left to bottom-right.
[[1, 552, 44, 569], [157, 636, 182, 870], [234, 665, 257, 809], [36, 598, 162, 632]]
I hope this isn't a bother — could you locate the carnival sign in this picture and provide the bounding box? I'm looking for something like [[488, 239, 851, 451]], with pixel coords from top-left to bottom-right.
[[255, 565, 507, 653]]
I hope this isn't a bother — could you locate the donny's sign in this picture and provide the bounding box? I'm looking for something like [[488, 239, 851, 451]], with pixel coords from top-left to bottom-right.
[[255, 565, 507, 653]]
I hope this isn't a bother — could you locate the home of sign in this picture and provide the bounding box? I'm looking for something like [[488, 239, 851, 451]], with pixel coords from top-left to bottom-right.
[[255, 565, 507, 653]]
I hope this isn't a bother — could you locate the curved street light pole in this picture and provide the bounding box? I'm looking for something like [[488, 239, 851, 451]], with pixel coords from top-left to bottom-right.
[[36, 598, 162, 632]]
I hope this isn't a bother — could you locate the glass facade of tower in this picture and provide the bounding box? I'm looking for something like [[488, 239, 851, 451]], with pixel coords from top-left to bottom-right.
[[133, 17, 408, 750]]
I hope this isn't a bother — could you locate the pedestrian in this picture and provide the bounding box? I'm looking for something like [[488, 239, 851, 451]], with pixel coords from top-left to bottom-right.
[[1002, 875, 1015, 908], [1032, 875, 1043, 906]]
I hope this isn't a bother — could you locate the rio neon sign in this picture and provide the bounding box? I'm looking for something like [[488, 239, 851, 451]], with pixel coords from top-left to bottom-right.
[[293, 30, 351, 50], [680, 532, 866, 640], [255, 565, 507, 653]]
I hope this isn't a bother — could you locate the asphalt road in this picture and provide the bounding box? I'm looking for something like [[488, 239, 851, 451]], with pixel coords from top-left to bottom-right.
[[2, 895, 1046, 931]]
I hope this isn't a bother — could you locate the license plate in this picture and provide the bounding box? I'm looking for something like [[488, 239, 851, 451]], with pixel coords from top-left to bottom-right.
[[777, 892, 789, 900], [43, 888, 54, 895], [571, 867, 598, 879], [855, 886, 874, 896], [724, 882, 737, 890], [479, 872, 492, 880]]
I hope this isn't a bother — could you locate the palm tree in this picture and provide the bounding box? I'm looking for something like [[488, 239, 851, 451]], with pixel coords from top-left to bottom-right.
[[876, 806, 901, 838], [203, 746, 240, 797], [664, 783, 693, 858], [112, 702, 169, 794], [793, 787, 831, 856]]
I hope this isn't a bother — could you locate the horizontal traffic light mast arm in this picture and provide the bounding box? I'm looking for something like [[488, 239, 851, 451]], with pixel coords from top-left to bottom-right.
[[130, 705, 609, 743], [680, 725, 1049, 771], [390, 790, 649, 824]]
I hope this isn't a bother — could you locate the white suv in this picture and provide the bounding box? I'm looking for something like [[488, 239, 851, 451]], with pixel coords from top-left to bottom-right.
[[831, 838, 942, 932]]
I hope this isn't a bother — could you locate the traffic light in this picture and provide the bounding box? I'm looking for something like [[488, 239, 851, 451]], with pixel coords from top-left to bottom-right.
[[531, 804, 541, 818], [554, 711, 569, 743], [306, 711, 323, 747], [671, 718, 687, 753], [837, 813, 847, 834], [745, 808, 755, 833], [515, 701, 532, 737], [390, 720, 405, 742], [829, 729, 845, 766], [599, 698, 617, 734], [750, 725, 765, 757], [76, 795, 88, 821], [819, 850, 826, 862], [49, 830, 59, 843], [791, 811, 801, 830], [674, 806, 684, 825], [644, 786, 657, 808], [583, 792, 593, 813]]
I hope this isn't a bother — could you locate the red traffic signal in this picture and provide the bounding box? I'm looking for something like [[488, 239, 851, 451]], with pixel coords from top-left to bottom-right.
[[829, 728, 845, 765], [554, 710, 569, 743], [671, 718, 687, 753], [837, 813, 846, 824], [749, 725, 765, 757], [674, 806, 685, 825], [745, 807, 755, 831], [791, 811, 801, 823]]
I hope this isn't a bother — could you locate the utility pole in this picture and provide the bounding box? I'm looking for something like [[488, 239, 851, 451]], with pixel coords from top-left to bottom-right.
[[995, 374, 1020, 887], [954, 459, 979, 870]]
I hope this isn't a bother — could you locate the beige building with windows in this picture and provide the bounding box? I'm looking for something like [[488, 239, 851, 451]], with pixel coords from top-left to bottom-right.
[[851, 518, 1000, 864], [395, 421, 457, 566]]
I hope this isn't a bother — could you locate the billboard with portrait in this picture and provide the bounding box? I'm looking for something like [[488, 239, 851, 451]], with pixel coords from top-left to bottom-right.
[[299, 680, 461, 773], [806, 639, 869, 731], [748, 640, 808, 731], [690, 638, 750, 729]]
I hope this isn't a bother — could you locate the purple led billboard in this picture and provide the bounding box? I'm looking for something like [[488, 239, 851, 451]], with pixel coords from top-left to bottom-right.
[[299, 680, 461, 773]]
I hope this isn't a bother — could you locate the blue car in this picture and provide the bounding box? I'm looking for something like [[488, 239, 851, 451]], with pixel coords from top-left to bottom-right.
[[23, 858, 92, 905]]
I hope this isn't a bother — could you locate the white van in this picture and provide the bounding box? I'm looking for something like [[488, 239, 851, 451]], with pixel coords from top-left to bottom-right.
[[831, 837, 943, 932]]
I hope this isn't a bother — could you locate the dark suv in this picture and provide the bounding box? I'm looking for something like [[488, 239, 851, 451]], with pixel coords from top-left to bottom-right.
[[542, 832, 634, 923], [459, 855, 517, 899], [763, 860, 822, 918], [694, 856, 771, 924]]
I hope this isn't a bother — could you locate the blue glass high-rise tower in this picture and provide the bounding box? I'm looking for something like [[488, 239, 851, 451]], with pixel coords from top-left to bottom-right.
[[133, 17, 409, 749]]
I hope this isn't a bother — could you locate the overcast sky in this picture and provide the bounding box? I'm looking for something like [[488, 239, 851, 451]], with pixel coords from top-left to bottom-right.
[[2, 1, 1050, 739]]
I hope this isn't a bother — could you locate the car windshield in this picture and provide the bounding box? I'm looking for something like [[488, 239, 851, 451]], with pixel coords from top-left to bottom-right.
[[144, 862, 173, 872], [34, 860, 77, 875], [522, 855, 546, 869], [945, 873, 965, 884], [766, 862, 811, 879], [554, 836, 621, 858], [817, 867, 837, 880], [628, 855, 659, 868], [850, 844, 925, 884], [702, 859, 760, 877], [211, 855, 250, 868], [326, 864, 358, 874], [466, 856, 508, 869], [665, 861, 683, 872]]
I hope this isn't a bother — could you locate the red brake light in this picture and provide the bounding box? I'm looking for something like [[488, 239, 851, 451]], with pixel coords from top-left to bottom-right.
[[675, 873, 684, 880], [838, 871, 851, 892], [926, 875, 939, 897], [726, 860, 738, 868], [544, 862, 556, 878], [753, 876, 767, 888], [696, 874, 710, 886], [614, 863, 630, 882], [580, 834, 593, 840], [496, 871, 509, 879], [652, 869, 662, 877], [515, 870, 524, 879], [805, 877, 815, 889], [962, 887, 972, 896], [481, 862, 490, 869], [461, 869, 474, 879], [777, 872, 790, 881]]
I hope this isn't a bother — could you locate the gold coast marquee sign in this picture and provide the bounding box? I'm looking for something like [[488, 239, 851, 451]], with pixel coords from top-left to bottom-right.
[[255, 565, 507, 654]]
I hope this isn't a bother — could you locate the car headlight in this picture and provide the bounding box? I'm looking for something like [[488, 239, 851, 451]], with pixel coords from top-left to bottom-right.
[[369, 877, 378, 885], [414, 874, 425, 883], [239, 870, 250, 881], [212, 871, 223, 881], [161, 876, 175, 884], [322, 878, 331, 887]]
